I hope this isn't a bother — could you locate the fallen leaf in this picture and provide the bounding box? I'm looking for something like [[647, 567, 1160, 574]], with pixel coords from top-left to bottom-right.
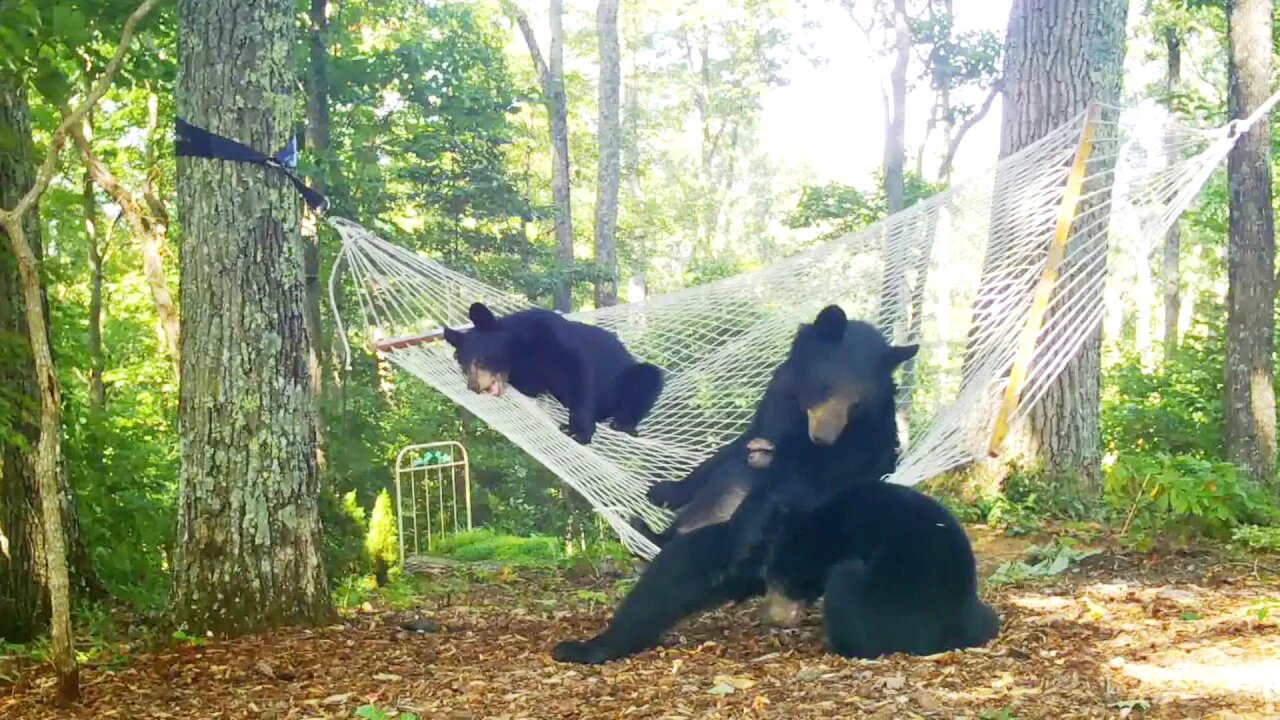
[[322, 693, 352, 705]]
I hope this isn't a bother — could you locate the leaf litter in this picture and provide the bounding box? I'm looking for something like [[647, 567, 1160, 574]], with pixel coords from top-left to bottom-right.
[[2, 529, 1278, 719]]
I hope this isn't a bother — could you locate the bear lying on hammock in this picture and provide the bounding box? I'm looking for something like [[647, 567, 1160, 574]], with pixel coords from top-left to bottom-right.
[[564, 305, 1000, 663], [443, 302, 663, 444]]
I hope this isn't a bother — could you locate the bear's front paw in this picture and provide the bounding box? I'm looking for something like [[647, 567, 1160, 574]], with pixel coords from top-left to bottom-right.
[[647, 482, 682, 508], [552, 639, 609, 664], [608, 419, 641, 436], [560, 421, 595, 445], [746, 438, 775, 468]]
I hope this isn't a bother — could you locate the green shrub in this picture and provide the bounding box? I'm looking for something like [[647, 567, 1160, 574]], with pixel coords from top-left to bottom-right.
[[365, 490, 399, 582]]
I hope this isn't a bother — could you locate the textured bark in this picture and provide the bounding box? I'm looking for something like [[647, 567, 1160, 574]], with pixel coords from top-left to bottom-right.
[[991, 0, 1127, 492], [0, 77, 79, 703], [1224, 0, 1277, 484], [0, 73, 46, 646], [173, 0, 331, 634], [884, 0, 909, 215], [1161, 28, 1182, 359], [593, 0, 621, 308]]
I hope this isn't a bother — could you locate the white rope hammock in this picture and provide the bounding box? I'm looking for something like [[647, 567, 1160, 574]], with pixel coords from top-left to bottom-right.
[[327, 100, 1259, 559]]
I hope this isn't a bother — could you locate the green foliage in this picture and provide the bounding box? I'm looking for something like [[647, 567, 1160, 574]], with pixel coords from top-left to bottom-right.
[[786, 172, 941, 243], [1230, 524, 1280, 552], [365, 490, 399, 572], [355, 704, 418, 720], [1104, 452, 1272, 547], [988, 538, 1099, 589], [430, 529, 563, 565]]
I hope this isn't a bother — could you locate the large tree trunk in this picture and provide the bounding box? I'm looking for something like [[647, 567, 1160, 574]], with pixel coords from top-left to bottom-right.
[[1224, 0, 1277, 484], [1161, 28, 1182, 360], [593, 0, 621, 308], [884, 0, 909, 214], [0, 73, 47, 647], [990, 0, 1127, 493], [173, 0, 331, 634], [0, 74, 79, 703]]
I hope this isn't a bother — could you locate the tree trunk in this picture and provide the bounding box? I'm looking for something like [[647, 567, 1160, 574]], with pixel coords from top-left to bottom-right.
[[83, 115, 106, 412], [172, 0, 331, 634], [305, 0, 329, 389], [1161, 28, 1182, 359], [0, 73, 47, 647], [1224, 0, 1277, 484], [593, 0, 621, 308], [548, 0, 573, 312], [990, 0, 1127, 493], [884, 0, 909, 215], [0, 75, 79, 703], [305, 0, 331, 474]]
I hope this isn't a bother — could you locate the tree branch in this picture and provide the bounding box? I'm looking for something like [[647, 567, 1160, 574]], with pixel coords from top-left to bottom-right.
[[0, 0, 160, 224], [937, 80, 1002, 181], [502, 1, 551, 90]]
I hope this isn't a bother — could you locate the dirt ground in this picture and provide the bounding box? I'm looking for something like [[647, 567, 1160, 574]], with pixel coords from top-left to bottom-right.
[[3, 528, 1279, 720]]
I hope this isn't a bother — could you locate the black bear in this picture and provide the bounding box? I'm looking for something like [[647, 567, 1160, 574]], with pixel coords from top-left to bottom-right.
[[553, 306, 999, 663], [443, 302, 663, 444], [635, 305, 909, 546]]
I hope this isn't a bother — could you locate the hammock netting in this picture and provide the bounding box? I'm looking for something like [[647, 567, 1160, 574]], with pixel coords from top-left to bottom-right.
[[329, 102, 1241, 559]]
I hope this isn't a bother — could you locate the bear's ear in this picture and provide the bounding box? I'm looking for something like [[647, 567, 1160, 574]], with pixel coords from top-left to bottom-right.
[[469, 302, 498, 330], [885, 343, 919, 369], [443, 326, 466, 349], [812, 305, 847, 343]]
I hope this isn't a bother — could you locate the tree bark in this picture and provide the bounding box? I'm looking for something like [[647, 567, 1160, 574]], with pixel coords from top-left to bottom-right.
[[1162, 27, 1182, 359], [989, 0, 1127, 493], [304, 0, 329, 390], [172, 0, 331, 634], [593, 0, 621, 308], [1224, 0, 1277, 484], [0, 72, 47, 648], [884, 0, 910, 215], [0, 76, 79, 705]]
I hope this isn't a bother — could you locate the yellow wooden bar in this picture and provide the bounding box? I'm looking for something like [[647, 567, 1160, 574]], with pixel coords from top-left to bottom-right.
[[988, 103, 1100, 457]]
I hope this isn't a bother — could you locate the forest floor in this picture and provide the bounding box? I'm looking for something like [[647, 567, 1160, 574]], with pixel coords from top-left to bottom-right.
[[3, 527, 1280, 720]]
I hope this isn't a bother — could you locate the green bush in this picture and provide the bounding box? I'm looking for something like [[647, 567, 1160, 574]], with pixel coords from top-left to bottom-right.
[[365, 490, 399, 582], [1104, 452, 1273, 547]]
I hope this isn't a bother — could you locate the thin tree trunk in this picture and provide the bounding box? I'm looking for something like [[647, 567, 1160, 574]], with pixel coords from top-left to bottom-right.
[[69, 117, 180, 377], [884, 0, 909, 215], [507, 0, 574, 311], [173, 0, 331, 634], [83, 111, 106, 412], [305, 0, 332, 474], [594, 0, 621, 308], [1224, 0, 1277, 484], [986, 0, 1127, 493], [1162, 28, 1182, 359], [305, 0, 329, 390]]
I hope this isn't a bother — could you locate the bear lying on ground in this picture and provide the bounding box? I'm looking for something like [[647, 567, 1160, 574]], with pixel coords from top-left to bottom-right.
[[634, 306, 909, 547], [443, 302, 663, 444], [554, 305, 999, 663]]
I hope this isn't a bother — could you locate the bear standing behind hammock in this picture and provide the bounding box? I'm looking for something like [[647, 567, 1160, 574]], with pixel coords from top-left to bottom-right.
[[442, 302, 664, 444]]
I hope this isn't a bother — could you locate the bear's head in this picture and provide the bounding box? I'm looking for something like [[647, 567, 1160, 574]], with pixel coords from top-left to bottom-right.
[[783, 305, 917, 445], [442, 302, 511, 397]]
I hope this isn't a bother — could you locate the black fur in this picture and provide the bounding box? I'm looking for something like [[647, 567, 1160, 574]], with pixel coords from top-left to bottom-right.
[[443, 303, 663, 444], [555, 306, 998, 663]]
